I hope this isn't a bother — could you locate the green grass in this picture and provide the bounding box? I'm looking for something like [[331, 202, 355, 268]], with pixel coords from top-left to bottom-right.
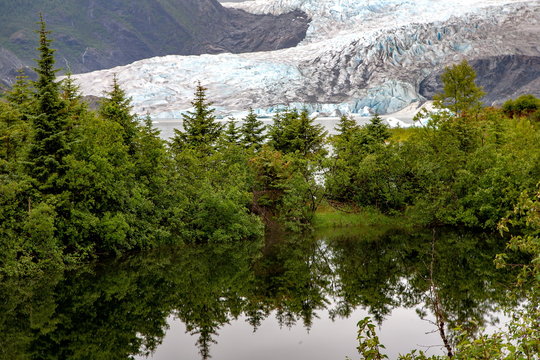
[[313, 202, 415, 231]]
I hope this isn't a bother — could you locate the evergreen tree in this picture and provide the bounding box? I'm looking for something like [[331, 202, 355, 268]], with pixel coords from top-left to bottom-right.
[[240, 108, 266, 150], [223, 119, 241, 145], [434, 60, 485, 116], [268, 109, 327, 157], [6, 69, 34, 108], [364, 114, 390, 145], [171, 82, 222, 152], [333, 114, 360, 155], [335, 114, 359, 139], [1, 70, 33, 163], [60, 72, 81, 103], [27, 14, 68, 188], [60, 71, 89, 137], [98, 75, 137, 152]]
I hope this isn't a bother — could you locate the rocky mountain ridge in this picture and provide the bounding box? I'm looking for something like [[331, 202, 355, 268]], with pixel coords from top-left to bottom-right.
[[0, 0, 309, 86]]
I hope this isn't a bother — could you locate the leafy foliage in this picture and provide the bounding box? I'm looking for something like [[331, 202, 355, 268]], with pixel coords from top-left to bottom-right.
[[502, 94, 540, 120], [327, 72, 540, 230], [433, 59, 485, 117], [2, 17, 540, 297], [0, 21, 265, 274]]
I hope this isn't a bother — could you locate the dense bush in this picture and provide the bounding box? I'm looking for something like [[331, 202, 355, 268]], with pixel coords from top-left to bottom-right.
[[326, 64, 540, 229]]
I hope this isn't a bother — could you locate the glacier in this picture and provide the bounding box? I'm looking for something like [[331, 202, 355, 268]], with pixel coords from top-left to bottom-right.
[[225, 0, 532, 43], [72, 0, 540, 119]]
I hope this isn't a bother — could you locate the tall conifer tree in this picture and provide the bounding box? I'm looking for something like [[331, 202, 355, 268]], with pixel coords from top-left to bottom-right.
[[334, 115, 359, 141], [27, 14, 68, 189], [99, 74, 138, 152], [223, 119, 241, 145], [1, 70, 33, 163], [240, 108, 266, 150], [172, 82, 222, 152]]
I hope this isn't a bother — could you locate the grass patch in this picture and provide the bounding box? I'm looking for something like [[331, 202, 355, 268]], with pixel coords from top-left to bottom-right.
[[314, 202, 414, 230]]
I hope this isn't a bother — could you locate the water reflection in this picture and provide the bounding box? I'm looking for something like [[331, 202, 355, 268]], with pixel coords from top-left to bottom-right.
[[0, 228, 523, 360]]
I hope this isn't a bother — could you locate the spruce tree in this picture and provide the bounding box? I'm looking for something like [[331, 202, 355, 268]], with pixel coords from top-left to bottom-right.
[[365, 114, 390, 144], [269, 109, 327, 157], [61, 71, 84, 107], [333, 114, 359, 157], [2, 70, 33, 163], [335, 114, 359, 141], [6, 69, 34, 108], [172, 82, 222, 151], [60, 72, 79, 102], [223, 119, 241, 145], [60, 71, 89, 133], [240, 108, 266, 150], [99, 74, 138, 152], [27, 14, 68, 188], [294, 109, 327, 157]]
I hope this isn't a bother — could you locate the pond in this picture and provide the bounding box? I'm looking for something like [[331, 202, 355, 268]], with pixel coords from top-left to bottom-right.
[[0, 227, 522, 360]]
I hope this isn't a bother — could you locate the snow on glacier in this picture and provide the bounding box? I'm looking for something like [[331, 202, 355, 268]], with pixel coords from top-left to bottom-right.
[[224, 0, 533, 42], [72, 0, 540, 119]]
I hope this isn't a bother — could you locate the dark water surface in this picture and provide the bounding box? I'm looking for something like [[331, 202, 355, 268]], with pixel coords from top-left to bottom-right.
[[0, 227, 522, 360]]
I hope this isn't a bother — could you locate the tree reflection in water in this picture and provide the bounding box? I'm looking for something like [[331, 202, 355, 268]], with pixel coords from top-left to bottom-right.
[[0, 228, 524, 359]]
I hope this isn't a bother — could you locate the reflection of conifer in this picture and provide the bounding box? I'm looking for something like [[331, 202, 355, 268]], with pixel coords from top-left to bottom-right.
[[195, 326, 217, 360], [245, 308, 266, 331]]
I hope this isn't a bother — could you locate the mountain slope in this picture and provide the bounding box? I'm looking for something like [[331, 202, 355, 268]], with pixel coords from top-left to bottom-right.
[[0, 0, 309, 85], [72, 0, 540, 118], [420, 55, 540, 106]]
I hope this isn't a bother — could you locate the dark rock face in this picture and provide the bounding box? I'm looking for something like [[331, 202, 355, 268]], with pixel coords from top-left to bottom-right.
[[0, 0, 309, 85], [0, 48, 28, 81], [419, 55, 540, 105]]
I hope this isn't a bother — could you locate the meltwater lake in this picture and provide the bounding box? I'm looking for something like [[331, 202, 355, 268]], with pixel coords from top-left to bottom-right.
[[1, 227, 522, 360], [151, 113, 417, 140]]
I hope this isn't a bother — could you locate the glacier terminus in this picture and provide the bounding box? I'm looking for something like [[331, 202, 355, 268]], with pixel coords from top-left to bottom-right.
[[71, 0, 540, 120]]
